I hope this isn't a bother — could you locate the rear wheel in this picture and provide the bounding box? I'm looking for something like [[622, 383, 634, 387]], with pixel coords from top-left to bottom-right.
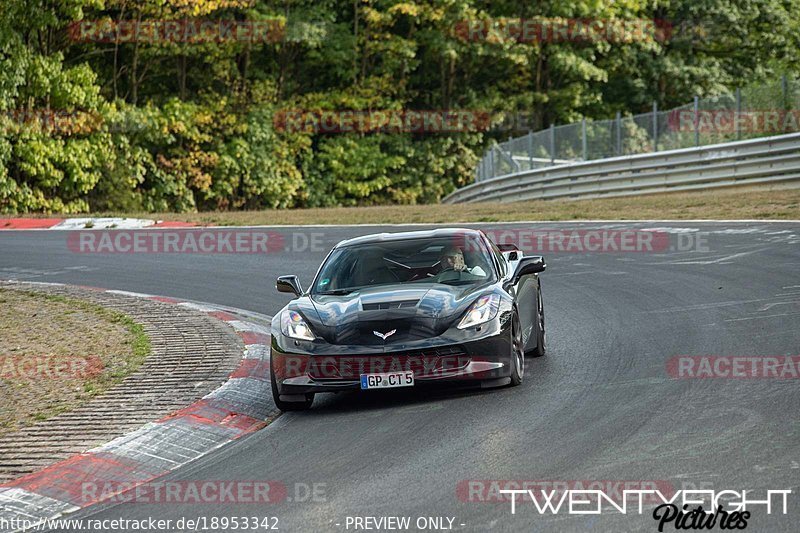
[[270, 361, 314, 411], [510, 313, 524, 386]]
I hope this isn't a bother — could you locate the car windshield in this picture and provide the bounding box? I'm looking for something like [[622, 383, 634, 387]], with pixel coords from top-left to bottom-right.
[[313, 235, 496, 294]]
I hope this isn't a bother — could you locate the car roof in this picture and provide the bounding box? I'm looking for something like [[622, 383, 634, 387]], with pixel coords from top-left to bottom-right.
[[335, 228, 485, 248]]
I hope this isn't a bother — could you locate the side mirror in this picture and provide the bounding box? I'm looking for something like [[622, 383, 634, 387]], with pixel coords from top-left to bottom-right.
[[513, 256, 546, 283], [277, 275, 303, 297], [497, 243, 521, 262]]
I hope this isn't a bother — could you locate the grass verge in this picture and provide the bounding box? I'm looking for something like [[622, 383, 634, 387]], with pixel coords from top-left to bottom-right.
[[0, 289, 150, 432], [2, 188, 799, 226], [103, 188, 800, 225]]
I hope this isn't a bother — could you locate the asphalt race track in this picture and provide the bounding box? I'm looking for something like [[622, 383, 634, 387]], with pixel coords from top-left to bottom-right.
[[1, 221, 799, 532]]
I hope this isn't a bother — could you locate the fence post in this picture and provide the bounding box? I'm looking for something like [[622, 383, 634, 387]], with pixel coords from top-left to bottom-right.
[[693, 95, 700, 147], [506, 137, 520, 172], [581, 118, 587, 161], [615, 111, 621, 156], [549, 124, 555, 165], [489, 145, 495, 178], [507, 136, 512, 172], [527, 130, 533, 169], [735, 88, 741, 141], [652, 101, 658, 152]]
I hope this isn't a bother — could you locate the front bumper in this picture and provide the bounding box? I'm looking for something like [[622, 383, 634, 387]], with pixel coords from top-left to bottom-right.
[[271, 325, 513, 396]]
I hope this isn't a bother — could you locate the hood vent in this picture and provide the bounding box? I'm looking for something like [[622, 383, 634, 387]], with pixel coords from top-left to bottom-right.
[[361, 299, 420, 311]]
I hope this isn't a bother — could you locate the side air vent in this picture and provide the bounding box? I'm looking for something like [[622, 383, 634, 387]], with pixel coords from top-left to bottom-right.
[[362, 299, 419, 311]]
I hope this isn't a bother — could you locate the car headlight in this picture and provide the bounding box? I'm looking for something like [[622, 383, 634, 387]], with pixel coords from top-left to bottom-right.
[[457, 294, 500, 329], [281, 310, 316, 341]]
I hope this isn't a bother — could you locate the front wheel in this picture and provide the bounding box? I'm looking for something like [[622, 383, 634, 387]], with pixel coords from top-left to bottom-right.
[[270, 362, 314, 411], [529, 283, 546, 357], [509, 313, 524, 386]]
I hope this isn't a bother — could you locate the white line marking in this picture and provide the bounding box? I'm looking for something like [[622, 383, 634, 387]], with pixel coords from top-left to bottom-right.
[[646, 296, 800, 313], [758, 301, 800, 311], [0, 280, 65, 286], [227, 321, 272, 335], [725, 312, 800, 322], [105, 289, 152, 298], [177, 302, 220, 312], [655, 250, 759, 265], [51, 218, 157, 230]]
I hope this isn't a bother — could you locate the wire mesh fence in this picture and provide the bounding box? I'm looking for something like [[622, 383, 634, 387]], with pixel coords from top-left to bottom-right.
[[475, 77, 800, 181]]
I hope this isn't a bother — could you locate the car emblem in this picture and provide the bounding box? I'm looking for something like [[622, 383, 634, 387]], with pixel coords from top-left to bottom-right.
[[373, 329, 397, 340]]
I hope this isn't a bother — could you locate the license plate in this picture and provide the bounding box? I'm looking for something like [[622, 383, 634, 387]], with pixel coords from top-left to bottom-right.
[[360, 371, 414, 390]]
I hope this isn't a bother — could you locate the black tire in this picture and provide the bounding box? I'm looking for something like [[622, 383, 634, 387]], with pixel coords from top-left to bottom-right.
[[510, 312, 524, 386], [270, 361, 314, 411], [529, 282, 546, 358]]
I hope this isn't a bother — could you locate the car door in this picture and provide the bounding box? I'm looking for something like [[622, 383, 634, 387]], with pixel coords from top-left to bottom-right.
[[486, 235, 540, 352]]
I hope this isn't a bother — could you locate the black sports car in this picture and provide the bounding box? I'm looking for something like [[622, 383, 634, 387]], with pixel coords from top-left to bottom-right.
[[270, 228, 546, 411]]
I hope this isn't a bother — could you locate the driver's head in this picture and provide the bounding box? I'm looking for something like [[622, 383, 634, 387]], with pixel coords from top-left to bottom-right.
[[440, 247, 466, 271]]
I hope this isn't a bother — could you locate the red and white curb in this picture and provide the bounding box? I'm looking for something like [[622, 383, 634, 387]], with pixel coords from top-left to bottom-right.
[[0, 282, 275, 532], [0, 218, 196, 230]]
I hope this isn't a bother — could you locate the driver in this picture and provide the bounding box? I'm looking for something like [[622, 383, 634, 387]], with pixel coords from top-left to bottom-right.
[[439, 247, 487, 277]]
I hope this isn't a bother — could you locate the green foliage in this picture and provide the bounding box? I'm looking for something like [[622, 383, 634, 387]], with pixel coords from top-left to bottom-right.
[[0, 0, 798, 212]]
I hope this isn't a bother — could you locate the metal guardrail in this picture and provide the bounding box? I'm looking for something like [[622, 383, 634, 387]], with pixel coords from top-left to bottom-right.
[[474, 77, 799, 182], [443, 132, 800, 204]]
